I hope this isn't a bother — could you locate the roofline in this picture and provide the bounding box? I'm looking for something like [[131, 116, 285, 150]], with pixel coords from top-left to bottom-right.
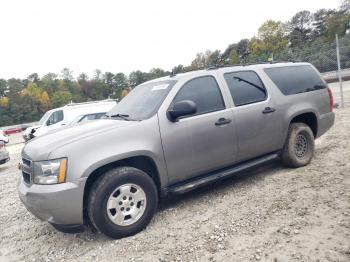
[[64, 99, 117, 107], [138, 61, 312, 85]]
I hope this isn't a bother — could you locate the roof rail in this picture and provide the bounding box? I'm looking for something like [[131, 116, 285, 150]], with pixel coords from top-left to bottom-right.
[[206, 60, 296, 71], [64, 99, 117, 107]]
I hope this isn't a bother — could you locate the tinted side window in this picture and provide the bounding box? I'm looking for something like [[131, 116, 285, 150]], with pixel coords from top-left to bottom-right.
[[47, 110, 63, 125], [173, 76, 225, 116], [264, 65, 326, 95], [224, 71, 266, 106]]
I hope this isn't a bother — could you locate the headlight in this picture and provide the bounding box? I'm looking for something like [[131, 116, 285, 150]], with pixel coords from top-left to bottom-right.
[[33, 158, 67, 184]]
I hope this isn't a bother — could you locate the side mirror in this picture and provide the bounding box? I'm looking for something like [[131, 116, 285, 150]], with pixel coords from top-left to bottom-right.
[[168, 100, 197, 121], [46, 119, 51, 126]]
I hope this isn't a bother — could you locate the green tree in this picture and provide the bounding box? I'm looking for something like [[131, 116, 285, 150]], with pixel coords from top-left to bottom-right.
[[250, 20, 288, 60], [52, 91, 72, 108], [172, 64, 185, 74], [61, 68, 74, 81], [190, 50, 221, 69], [340, 0, 350, 14], [27, 73, 40, 83], [149, 68, 167, 79], [312, 9, 335, 38], [7, 78, 24, 97], [324, 11, 350, 41], [236, 39, 250, 57], [113, 73, 128, 98], [41, 73, 59, 95], [129, 71, 148, 87], [39, 91, 50, 112], [77, 73, 89, 82], [287, 11, 313, 48], [22, 82, 43, 102], [0, 79, 7, 97]]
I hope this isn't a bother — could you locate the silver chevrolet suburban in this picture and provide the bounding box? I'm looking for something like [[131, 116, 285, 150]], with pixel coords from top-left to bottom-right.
[[18, 62, 335, 239]]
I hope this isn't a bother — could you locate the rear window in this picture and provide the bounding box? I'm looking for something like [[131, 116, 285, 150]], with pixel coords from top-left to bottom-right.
[[264, 65, 326, 95]]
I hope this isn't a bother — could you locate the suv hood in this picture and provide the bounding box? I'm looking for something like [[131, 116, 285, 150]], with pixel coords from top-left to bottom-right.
[[22, 119, 135, 161]]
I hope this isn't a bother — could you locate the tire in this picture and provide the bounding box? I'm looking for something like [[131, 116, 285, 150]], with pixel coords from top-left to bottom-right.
[[281, 123, 315, 168], [88, 167, 158, 239]]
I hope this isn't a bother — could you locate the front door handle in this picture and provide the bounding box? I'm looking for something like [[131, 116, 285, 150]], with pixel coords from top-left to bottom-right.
[[215, 118, 232, 126], [262, 107, 276, 114]]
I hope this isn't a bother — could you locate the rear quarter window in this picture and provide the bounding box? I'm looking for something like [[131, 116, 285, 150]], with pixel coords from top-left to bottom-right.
[[264, 65, 326, 95]]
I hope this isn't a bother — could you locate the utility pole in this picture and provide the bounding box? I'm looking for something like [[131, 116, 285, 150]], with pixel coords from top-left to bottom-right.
[[336, 34, 344, 108]]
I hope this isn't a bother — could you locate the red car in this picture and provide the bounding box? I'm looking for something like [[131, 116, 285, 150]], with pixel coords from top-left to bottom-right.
[[4, 127, 23, 135]]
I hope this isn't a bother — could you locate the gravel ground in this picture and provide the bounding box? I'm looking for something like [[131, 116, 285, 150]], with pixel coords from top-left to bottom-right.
[[0, 108, 349, 262]]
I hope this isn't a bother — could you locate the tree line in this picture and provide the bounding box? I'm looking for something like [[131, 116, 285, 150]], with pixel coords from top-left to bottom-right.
[[0, 0, 349, 126]]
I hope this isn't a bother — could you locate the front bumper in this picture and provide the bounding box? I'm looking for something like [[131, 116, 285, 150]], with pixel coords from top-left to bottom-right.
[[0, 149, 10, 165], [18, 176, 87, 226]]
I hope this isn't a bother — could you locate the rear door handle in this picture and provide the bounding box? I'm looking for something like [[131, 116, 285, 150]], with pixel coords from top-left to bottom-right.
[[262, 107, 276, 114], [215, 118, 232, 126]]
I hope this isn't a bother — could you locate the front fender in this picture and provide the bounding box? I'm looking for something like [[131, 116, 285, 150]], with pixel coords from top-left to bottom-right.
[[81, 150, 164, 182], [49, 116, 168, 187]]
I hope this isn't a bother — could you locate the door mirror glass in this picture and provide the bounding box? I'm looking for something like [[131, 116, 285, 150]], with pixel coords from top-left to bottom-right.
[[46, 119, 52, 126], [168, 100, 197, 121]]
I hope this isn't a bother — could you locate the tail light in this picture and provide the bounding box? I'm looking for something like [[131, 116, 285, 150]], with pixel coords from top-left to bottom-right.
[[327, 87, 334, 112], [0, 141, 4, 150]]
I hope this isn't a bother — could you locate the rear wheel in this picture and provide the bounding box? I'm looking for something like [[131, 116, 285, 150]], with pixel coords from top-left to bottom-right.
[[281, 123, 315, 168], [88, 167, 158, 239]]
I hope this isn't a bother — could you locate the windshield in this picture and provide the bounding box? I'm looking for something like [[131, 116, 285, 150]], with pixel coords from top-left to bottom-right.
[[107, 80, 176, 120], [38, 111, 52, 125]]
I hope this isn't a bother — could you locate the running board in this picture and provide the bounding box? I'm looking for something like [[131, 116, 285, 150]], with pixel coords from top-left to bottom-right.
[[167, 153, 279, 195]]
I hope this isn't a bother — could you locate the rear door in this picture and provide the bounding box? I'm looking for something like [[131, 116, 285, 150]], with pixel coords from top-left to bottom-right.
[[158, 75, 238, 184], [221, 70, 282, 162]]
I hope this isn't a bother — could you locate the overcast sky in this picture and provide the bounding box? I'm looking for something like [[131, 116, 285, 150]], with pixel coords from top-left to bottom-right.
[[0, 0, 340, 79]]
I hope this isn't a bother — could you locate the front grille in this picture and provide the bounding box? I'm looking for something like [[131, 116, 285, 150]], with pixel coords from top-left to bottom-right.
[[22, 171, 31, 184], [21, 157, 32, 185], [22, 158, 31, 167]]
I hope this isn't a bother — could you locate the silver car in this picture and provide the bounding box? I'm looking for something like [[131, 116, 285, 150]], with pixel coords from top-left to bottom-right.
[[18, 62, 335, 238]]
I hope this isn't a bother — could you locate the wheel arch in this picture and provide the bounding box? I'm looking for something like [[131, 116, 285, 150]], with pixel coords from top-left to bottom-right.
[[289, 111, 318, 138]]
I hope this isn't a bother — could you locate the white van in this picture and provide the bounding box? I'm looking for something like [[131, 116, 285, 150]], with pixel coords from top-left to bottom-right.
[[23, 100, 117, 141]]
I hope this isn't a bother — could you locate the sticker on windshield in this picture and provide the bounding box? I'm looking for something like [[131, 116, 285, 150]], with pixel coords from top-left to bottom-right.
[[152, 84, 169, 91]]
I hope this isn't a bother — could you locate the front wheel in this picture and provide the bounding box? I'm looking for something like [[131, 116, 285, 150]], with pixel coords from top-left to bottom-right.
[[281, 123, 315, 168], [88, 167, 158, 239]]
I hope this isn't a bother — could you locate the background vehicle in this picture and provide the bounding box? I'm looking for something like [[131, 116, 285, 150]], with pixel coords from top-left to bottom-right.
[[0, 130, 9, 144], [0, 131, 10, 165], [19, 62, 334, 239], [23, 100, 116, 141], [68, 112, 107, 127]]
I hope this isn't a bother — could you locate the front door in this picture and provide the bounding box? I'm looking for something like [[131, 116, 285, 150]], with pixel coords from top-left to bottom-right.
[[159, 75, 238, 185]]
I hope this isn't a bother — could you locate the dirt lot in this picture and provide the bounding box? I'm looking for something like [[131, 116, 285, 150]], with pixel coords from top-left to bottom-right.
[[0, 108, 349, 262]]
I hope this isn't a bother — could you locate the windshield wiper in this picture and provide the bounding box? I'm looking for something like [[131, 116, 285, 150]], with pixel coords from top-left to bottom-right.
[[108, 113, 133, 121]]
